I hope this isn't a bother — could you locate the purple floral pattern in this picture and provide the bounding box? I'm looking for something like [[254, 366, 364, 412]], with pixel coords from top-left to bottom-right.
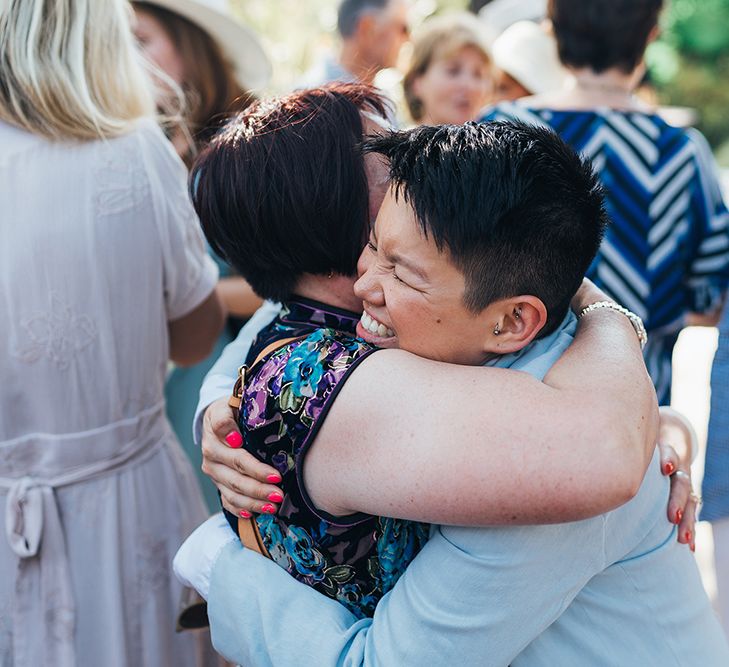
[[223, 299, 429, 618]]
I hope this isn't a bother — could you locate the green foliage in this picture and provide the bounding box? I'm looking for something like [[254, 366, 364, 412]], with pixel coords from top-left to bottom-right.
[[650, 0, 729, 157]]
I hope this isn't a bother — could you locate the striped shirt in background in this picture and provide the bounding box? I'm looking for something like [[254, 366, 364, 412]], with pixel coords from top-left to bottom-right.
[[480, 102, 729, 404]]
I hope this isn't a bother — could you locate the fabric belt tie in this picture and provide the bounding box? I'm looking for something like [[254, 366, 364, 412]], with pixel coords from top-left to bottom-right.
[[0, 402, 167, 667]]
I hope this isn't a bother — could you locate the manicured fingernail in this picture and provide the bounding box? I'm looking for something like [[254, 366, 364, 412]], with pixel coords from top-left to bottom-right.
[[267, 492, 283, 503], [675, 509, 683, 524], [225, 431, 243, 448], [239, 510, 252, 519], [266, 474, 282, 483], [261, 503, 276, 514], [684, 530, 692, 543], [663, 461, 675, 475]]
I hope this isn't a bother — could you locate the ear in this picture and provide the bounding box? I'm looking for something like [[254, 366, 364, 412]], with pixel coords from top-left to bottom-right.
[[411, 73, 424, 100], [484, 296, 548, 355], [355, 13, 377, 43]]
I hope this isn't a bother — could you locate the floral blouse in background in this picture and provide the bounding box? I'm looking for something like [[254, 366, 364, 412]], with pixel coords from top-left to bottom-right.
[[222, 298, 429, 618]]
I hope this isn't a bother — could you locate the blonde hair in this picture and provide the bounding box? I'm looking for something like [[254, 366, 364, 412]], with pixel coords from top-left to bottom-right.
[[0, 0, 156, 140], [403, 13, 490, 122]]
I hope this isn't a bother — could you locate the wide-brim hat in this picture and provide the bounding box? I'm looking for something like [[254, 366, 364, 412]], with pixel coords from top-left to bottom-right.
[[491, 20, 568, 95], [135, 0, 272, 91]]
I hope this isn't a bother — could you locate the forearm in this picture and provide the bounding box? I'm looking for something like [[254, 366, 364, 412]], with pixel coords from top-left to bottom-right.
[[309, 311, 657, 525], [208, 543, 372, 667], [217, 276, 263, 319], [168, 289, 226, 366], [543, 308, 659, 498], [206, 522, 597, 666], [192, 300, 280, 443]]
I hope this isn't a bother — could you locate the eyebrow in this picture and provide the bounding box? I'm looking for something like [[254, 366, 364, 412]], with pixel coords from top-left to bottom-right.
[[371, 228, 430, 283], [386, 250, 430, 283]]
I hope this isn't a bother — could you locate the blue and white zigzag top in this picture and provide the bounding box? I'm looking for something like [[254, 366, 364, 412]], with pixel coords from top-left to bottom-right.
[[481, 102, 729, 404]]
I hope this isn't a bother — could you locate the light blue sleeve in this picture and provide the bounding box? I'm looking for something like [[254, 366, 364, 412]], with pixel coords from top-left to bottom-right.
[[192, 300, 280, 443], [207, 518, 605, 666]]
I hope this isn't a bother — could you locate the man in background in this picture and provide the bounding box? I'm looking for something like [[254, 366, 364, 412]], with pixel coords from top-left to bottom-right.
[[299, 0, 409, 87]]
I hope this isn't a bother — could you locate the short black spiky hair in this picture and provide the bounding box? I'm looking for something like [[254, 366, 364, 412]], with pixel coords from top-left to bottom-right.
[[363, 121, 608, 336]]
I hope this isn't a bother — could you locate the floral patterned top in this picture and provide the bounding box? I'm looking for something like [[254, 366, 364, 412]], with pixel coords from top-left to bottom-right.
[[222, 298, 429, 618]]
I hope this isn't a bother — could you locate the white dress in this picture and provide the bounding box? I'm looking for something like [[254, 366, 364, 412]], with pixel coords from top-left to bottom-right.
[[0, 119, 218, 666]]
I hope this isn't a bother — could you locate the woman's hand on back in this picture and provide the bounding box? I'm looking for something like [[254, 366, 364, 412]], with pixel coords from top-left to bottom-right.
[[201, 398, 283, 517]]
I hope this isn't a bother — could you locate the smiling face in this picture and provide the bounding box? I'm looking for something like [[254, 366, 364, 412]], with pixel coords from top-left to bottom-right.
[[354, 187, 500, 364], [412, 45, 492, 125]]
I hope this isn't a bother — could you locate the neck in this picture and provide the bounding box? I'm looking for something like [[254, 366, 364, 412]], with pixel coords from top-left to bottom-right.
[[571, 68, 635, 94], [339, 40, 378, 85], [293, 273, 361, 313], [523, 66, 651, 113]]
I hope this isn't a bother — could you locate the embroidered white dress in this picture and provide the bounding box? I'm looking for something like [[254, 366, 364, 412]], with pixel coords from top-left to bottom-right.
[[0, 119, 218, 666]]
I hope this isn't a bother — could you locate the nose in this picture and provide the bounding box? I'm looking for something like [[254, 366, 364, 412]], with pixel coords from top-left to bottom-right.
[[354, 249, 384, 306]]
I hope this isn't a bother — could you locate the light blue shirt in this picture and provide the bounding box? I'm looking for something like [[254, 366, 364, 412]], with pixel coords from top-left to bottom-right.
[[201, 311, 729, 665]]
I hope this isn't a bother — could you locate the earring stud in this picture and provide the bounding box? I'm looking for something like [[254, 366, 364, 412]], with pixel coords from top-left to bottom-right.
[[493, 323, 501, 336], [514, 307, 522, 320]]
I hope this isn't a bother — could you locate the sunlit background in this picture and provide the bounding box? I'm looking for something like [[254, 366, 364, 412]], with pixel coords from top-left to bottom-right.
[[231, 0, 729, 164]]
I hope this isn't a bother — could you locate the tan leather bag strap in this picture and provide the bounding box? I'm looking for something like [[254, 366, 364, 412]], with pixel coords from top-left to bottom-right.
[[229, 336, 301, 559]]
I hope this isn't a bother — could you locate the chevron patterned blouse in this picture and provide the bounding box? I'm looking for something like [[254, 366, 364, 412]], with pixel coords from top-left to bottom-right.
[[481, 103, 729, 404]]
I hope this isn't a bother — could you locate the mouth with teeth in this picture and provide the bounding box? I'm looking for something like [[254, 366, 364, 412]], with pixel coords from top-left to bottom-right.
[[356, 310, 396, 344]]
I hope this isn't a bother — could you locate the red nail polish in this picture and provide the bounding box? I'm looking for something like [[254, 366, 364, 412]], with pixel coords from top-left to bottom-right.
[[239, 510, 252, 519], [675, 509, 683, 524], [268, 492, 284, 503], [664, 461, 675, 475], [225, 432, 243, 448], [266, 474, 282, 483], [684, 530, 692, 543], [261, 503, 276, 514]]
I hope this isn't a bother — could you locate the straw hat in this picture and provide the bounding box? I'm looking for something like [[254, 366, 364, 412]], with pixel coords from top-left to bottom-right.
[[135, 0, 272, 91], [491, 20, 568, 95], [478, 0, 547, 46]]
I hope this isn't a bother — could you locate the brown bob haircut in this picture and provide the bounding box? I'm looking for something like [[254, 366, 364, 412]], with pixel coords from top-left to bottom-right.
[[549, 0, 663, 74], [403, 13, 490, 122], [133, 3, 254, 148], [191, 83, 389, 302]]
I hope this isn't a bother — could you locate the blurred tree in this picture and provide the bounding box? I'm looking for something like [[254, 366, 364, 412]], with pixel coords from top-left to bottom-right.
[[649, 0, 729, 159]]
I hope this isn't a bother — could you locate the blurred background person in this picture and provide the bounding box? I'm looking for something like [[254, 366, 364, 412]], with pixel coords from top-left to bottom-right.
[[474, 0, 546, 43], [0, 0, 224, 664], [490, 20, 568, 102], [133, 0, 270, 166], [402, 12, 491, 125], [482, 0, 729, 408], [133, 0, 271, 511], [300, 0, 410, 88], [705, 305, 729, 639]]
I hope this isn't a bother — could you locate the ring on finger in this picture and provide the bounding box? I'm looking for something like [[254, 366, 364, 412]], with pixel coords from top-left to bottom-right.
[[671, 470, 691, 481]]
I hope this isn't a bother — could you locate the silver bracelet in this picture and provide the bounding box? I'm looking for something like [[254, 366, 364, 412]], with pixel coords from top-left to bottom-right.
[[578, 300, 648, 350]]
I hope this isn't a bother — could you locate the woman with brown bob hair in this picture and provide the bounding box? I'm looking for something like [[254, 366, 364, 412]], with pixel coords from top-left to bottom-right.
[[402, 13, 492, 126]]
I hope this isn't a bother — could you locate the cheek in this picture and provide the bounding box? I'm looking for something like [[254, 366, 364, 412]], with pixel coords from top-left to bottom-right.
[[356, 249, 372, 278], [147, 37, 185, 84]]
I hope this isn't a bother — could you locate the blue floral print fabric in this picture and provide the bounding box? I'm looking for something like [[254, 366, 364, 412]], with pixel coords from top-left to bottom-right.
[[222, 298, 429, 618]]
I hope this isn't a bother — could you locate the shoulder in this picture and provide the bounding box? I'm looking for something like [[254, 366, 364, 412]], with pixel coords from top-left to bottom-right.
[[279, 329, 376, 394], [245, 329, 377, 424], [478, 102, 555, 129]]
